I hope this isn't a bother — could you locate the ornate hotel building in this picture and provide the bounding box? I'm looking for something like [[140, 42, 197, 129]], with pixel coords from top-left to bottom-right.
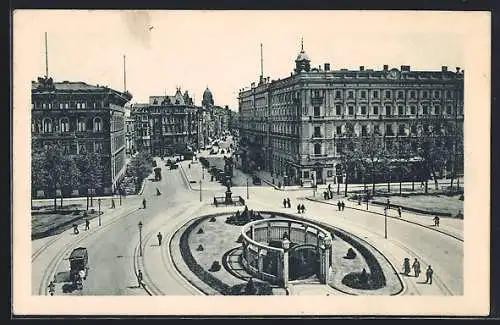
[[238, 43, 464, 186], [130, 88, 199, 156], [31, 76, 132, 197]]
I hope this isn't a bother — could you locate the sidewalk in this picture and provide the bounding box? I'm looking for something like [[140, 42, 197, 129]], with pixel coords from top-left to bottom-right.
[[307, 197, 463, 241], [242, 198, 460, 296]]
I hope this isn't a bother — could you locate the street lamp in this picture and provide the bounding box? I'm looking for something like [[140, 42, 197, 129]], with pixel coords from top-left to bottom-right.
[[384, 208, 388, 239], [246, 177, 249, 199], [98, 198, 101, 226], [138, 221, 143, 257]]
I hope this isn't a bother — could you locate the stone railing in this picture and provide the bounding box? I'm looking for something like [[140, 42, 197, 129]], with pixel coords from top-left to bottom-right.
[[240, 217, 333, 288]]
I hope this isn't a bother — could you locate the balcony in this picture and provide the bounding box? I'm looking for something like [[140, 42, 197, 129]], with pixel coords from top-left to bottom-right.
[[310, 153, 328, 159]]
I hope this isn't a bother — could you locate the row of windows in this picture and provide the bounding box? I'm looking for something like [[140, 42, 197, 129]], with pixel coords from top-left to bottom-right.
[[312, 123, 447, 137], [41, 141, 105, 155], [33, 117, 103, 133], [323, 104, 457, 117], [330, 89, 455, 100], [32, 101, 104, 109]]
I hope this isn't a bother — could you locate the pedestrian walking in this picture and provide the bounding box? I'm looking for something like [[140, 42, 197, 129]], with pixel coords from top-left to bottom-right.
[[85, 218, 90, 231], [397, 207, 402, 218], [386, 198, 390, 208], [337, 201, 341, 211], [142, 198, 147, 209], [300, 204, 306, 214], [297, 204, 301, 214], [341, 201, 345, 211], [286, 198, 291, 208], [73, 224, 79, 235], [157, 232, 163, 246], [433, 216, 440, 227], [425, 265, 434, 284], [48, 281, 55, 296], [412, 258, 421, 277], [403, 257, 411, 276], [137, 270, 143, 287], [283, 199, 287, 208]]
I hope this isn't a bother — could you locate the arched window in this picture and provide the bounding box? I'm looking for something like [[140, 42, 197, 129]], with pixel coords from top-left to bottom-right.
[[77, 118, 86, 132], [60, 118, 69, 132], [94, 117, 102, 132], [43, 118, 52, 133]]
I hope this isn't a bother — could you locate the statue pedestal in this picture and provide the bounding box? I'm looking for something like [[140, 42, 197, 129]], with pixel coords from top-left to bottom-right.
[[225, 190, 232, 204]]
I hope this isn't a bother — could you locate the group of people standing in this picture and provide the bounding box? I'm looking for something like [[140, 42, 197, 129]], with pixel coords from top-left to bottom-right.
[[281, 197, 306, 214], [403, 257, 434, 285], [336, 200, 346, 211]]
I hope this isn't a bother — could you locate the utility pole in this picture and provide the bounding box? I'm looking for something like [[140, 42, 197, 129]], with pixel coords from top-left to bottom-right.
[[45, 32, 49, 78], [123, 54, 127, 92]]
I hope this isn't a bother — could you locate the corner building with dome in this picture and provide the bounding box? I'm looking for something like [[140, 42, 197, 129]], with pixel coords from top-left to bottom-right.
[[238, 42, 464, 186]]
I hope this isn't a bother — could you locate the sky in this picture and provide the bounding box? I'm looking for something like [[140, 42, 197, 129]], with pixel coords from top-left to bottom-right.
[[14, 10, 486, 109]]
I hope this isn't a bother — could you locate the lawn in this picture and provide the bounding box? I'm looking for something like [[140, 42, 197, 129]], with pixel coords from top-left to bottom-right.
[[373, 194, 464, 216]]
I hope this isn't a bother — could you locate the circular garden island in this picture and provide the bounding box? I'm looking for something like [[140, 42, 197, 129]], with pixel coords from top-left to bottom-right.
[[172, 206, 403, 296]]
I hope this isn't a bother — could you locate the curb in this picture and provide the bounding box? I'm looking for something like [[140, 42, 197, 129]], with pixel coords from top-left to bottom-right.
[[133, 240, 153, 296], [305, 197, 463, 242], [256, 210, 404, 296], [179, 163, 197, 191]]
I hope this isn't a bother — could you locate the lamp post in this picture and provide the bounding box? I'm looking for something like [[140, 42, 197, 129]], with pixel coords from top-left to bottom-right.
[[98, 198, 101, 226], [138, 221, 143, 257], [384, 208, 388, 239]]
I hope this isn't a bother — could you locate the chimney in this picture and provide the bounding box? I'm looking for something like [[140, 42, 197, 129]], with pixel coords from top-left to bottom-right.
[[383, 65, 388, 71], [324, 63, 330, 71], [441, 66, 448, 72], [360, 66, 364, 71]]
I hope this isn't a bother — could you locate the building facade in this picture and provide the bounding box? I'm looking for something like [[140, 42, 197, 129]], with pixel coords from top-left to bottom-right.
[[31, 76, 132, 197], [130, 88, 200, 156], [238, 44, 464, 186], [125, 115, 135, 156]]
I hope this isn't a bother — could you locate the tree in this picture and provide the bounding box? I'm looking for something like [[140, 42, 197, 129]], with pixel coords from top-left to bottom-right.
[[128, 150, 152, 192], [76, 152, 105, 210], [359, 134, 387, 195], [58, 156, 80, 208], [31, 146, 48, 208], [41, 145, 72, 211], [338, 122, 362, 197], [415, 117, 451, 192]]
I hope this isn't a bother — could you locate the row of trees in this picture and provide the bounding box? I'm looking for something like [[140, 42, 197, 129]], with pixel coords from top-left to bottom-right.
[[32, 144, 154, 212], [336, 117, 464, 197], [32, 144, 107, 211]]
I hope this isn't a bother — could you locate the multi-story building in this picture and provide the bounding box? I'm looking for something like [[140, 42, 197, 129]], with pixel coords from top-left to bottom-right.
[[131, 88, 200, 156], [125, 115, 135, 156], [238, 43, 464, 186], [31, 76, 132, 197]]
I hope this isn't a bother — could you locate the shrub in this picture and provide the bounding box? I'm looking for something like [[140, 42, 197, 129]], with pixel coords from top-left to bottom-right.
[[197, 228, 204, 234], [209, 261, 221, 272], [209, 216, 216, 222], [197, 244, 204, 251], [458, 195, 464, 201]]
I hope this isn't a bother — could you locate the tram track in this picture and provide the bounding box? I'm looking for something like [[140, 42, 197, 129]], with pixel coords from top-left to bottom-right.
[[134, 202, 206, 295], [36, 206, 140, 295]]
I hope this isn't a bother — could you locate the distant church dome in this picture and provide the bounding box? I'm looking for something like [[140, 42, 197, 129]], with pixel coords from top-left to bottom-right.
[[202, 86, 214, 107]]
